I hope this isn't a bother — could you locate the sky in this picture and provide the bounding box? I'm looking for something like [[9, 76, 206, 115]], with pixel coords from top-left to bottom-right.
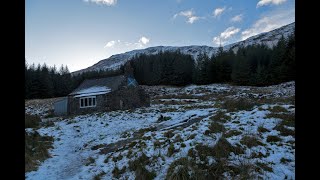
[[25, 0, 295, 72]]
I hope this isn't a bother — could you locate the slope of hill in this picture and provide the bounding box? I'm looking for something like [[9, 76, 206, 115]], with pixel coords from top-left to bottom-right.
[[25, 81, 295, 179], [72, 22, 295, 75]]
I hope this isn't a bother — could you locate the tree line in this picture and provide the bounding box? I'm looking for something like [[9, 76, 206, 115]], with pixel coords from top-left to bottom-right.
[[25, 63, 124, 99], [130, 32, 295, 86], [25, 31, 294, 99]]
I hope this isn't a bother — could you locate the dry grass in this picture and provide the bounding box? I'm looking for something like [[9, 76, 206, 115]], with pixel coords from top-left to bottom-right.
[[128, 153, 156, 179], [240, 136, 264, 148], [258, 126, 270, 133], [93, 171, 106, 180], [224, 130, 242, 138], [212, 137, 244, 158], [154, 93, 197, 100], [268, 106, 288, 113], [207, 122, 226, 134], [222, 98, 256, 112], [210, 111, 231, 123], [112, 166, 126, 178], [165, 157, 203, 180], [266, 135, 282, 143], [25, 114, 41, 128], [274, 124, 295, 137], [266, 112, 295, 127], [164, 130, 175, 139], [25, 131, 54, 172]]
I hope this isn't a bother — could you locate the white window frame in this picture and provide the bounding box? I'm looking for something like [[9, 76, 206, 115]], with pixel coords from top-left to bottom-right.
[[79, 96, 96, 108]]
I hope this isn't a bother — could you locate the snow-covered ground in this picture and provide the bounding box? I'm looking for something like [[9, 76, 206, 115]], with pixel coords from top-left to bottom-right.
[[25, 81, 295, 180]]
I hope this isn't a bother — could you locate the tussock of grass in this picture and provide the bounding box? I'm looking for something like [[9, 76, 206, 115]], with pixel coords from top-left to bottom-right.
[[121, 131, 131, 138], [280, 157, 292, 164], [135, 166, 156, 180], [222, 98, 256, 112], [183, 104, 213, 110], [128, 153, 156, 179], [25, 131, 54, 172], [265, 113, 295, 127], [91, 144, 105, 150], [165, 157, 203, 180], [212, 137, 244, 158], [85, 157, 95, 166], [188, 133, 197, 140], [25, 114, 41, 128], [173, 134, 183, 143], [256, 162, 273, 172], [157, 115, 172, 122], [274, 124, 295, 137], [112, 154, 123, 162], [153, 140, 162, 149], [268, 106, 288, 113], [128, 153, 150, 171], [142, 136, 151, 141], [155, 94, 197, 100], [44, 110, 55, 118], [93, 171, 106, 180], [164, 130, 175, 139], [266, 135, 282, 143], [167, 144, 178, 157], [224, 130, 242, 138], [250, 152, 269, 159], [240, 136, 264, 148], [210, 111, 231, 123], [137, 126, 157, 135], [195, 144, 214, 162], [128, 141, 138, 148], [112, 166, 126, 178], [258, 126, 270, 133], [42, 120, 55, 128], [187, 148, 196, 159], [229, 160, 257, 179], [207, 122, 226, 134], [195, 137, 244, 161]]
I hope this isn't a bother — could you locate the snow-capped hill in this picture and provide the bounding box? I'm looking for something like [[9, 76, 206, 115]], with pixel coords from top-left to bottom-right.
[[72, 45, 219, 75], [72, 22, 294, 75], [224, 22, 295, 52]]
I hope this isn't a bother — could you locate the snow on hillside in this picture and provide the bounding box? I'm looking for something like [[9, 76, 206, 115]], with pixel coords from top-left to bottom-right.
[[25, 81, 295, 179], [72, 22, 295, 75], [25, 97, 64, 118]]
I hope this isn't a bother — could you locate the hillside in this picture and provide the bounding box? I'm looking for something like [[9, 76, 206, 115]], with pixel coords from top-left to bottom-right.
[[25, 81, 295, 179], [72, 22, 295, 75]]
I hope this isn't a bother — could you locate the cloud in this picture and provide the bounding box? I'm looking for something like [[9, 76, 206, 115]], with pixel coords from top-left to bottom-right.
[[257, 0, 287, 7], [84, 0, 117, 6], [230, 14, 243, 22], [213, 7, 226, 18], [138, 36, 150, 45], [212, 27, 240, 46], [105, 36, 150, 50], [173, 9, 201, 24], [241, 7, 294, 40], [104, 40, 116, 48]]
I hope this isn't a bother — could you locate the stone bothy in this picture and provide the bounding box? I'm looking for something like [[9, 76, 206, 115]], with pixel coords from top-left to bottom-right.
[[66, 74, 150, 115]]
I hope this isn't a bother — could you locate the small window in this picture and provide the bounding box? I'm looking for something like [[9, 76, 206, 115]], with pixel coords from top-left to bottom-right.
[[80, 96, 96, 108], [80, 99, 84, 107], [89, 98, 92, 106]]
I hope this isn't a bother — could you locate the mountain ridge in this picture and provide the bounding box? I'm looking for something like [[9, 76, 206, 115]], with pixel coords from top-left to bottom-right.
[[72, 22, 295, 75]]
